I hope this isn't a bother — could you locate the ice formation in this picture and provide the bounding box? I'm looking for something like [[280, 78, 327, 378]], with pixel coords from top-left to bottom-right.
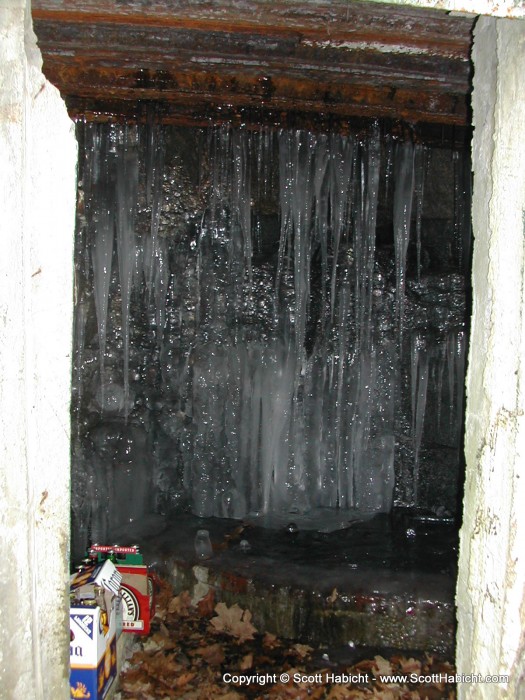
[[71, 121, 470, 553]]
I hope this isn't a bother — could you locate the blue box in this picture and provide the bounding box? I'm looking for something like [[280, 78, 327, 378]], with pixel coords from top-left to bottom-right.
[[70, 562, 121, 699]]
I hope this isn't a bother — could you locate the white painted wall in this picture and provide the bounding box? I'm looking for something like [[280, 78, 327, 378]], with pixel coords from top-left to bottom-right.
[[370, 0, 525, 19], [0, 0, 77, 697], [456, 16, 525, 698]]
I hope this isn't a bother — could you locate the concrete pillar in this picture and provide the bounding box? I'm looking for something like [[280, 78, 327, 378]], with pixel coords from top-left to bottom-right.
[[456, 16, 525, 699], [0, 0, 77, 698]]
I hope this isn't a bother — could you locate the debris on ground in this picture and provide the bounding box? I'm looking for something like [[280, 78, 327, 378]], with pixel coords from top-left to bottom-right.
[[117, 577, 456, 699]]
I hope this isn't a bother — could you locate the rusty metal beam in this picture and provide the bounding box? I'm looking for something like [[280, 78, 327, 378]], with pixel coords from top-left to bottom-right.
[[32, 0, 474, 128]]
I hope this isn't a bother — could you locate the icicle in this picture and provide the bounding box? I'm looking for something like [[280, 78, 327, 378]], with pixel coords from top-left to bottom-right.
[[446, 329, 466, 444], [436, 341, 446, 435], [116, 125, 139, 419], [329, 134, 354, 320], [275, 130, 318, 506], [343, 129, 381, 510], [313, 134, 329, 329], [393, 141, 415, 348], [411, 333, 429, 505], [144, 118, 165, 293], [90, 125, 116, 410], [384, 133, 394, 201], [275, 129, 292, 313], [355, 126, 380, 350], [455, 330, 466, 445], [153, 237, 169, 346], [333, 260, 352, 507], [446, 330, 456, 430], [414, 144, 428, 283], [232, 129, 252, 285], [453, 149, 472, 273], [291, 130, 316, 362], [259, 341, 296, 514], [72, 296, 88, 422]]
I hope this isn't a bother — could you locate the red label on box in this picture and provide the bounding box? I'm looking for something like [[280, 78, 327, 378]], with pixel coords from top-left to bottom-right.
[[117, 565, 154, 635]]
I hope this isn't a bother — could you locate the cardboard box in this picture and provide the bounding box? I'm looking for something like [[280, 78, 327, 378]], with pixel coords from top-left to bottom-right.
[[119, 563, 154, 634], [89, 545, 155, 635], [70, 561, 122, 699]]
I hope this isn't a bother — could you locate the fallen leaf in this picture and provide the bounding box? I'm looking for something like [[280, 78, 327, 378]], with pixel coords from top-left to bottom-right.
[[263, 632, 281, 649], [291, 643, 313, 659], [195, 642, 225, 666], [165, 671, 195, 689], [168, 590, 193, 616], [398, 657, 421, 674], [210, 602, 257, 642], [354, 659, 378, 672], [197, 589, 216, 617], [374, 655, 393, 676], [371, 690, 397, 699], [326, 687, 368, 699], [143, 636, 163, 654], [239, 652, 253, 670]]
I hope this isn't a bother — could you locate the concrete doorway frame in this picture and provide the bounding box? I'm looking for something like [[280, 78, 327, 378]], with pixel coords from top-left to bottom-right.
[[1, 2, 524, 698]]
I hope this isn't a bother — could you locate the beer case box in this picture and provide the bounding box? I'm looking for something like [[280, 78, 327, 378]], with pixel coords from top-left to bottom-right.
[[69, 561, 122, 700], [118, 563, 154, 635], [88, 545, 155, 636]]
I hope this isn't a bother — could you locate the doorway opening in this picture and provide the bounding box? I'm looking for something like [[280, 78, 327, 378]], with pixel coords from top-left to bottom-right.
[[33, 0, 475, 659]]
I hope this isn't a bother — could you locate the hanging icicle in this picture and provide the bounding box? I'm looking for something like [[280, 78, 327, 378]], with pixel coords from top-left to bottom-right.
[[116, 125, 139, 419], [414, 144, 428, 283], [393, 140, 415, 349], [89, 124, 116, 410], [411, 333, 429, 505]]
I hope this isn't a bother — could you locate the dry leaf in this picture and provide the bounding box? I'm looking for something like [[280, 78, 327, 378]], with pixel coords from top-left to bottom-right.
[[424, 652, 434, 667], [266, 676, 314, 700], [154, 577, 178, 618], [371, 690, 397, 699], [374, 655, 393, 676], [354, 658, 378, 672], [168, 590, 192, 616], [174, 671, 196, 687], [326, 687, 368, 699], [291, 643, 313, 659], [210, 602, 257, 642], [197, 589, 216, 617], [143, 636, 163, 654], [195, 642, 225, 666], [263, 632, 281, 649], [120, 676, 155, 696], [239, 652, 253, 670], [398, 657, 422, 674]]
